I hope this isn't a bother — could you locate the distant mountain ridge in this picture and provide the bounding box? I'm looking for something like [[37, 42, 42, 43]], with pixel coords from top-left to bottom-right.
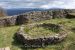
[[6, 8, 75, 16], [6, 8, 47, 16]]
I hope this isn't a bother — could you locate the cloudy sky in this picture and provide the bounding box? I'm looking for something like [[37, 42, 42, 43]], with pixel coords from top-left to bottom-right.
[[0, 0, 75, 9]]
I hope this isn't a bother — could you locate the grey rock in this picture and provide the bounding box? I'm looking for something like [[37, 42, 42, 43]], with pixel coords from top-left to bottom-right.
[[15, 24, 67, 47], [0, 9, 75, 27]]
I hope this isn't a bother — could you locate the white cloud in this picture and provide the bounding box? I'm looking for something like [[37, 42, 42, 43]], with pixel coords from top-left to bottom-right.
[[40, 5, 50, 9], [0, 0, 75, 9], [40, 1, 64, 9]]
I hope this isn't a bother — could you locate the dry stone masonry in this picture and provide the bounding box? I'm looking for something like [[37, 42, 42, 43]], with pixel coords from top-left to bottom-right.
[[0, 9, 72, 48], [0, 16, 17, 27], [0, 9, 75, 27], [15, 23, 68, 47]]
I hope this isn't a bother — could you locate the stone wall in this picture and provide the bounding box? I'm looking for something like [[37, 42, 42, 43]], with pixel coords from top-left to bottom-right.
[[15, 24, 68, 47], [16, 9, 75, 23], [66, 13, 75, 18], [19, 9, 66, 22], [0, 9, 75, 27], [0, 16, 17, 27]]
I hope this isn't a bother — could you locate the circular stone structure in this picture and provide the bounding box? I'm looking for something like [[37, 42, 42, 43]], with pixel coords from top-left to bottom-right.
[[15, 23, 68, 47]]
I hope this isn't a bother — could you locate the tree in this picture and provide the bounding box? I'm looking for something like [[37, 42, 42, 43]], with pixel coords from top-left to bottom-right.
[[0, 7, 7, 17]]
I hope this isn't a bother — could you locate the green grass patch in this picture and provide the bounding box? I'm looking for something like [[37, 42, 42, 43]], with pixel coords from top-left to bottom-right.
[[0, 18, 75, 50], [0, 26, 20, 50], [24, 23, 60, 38]]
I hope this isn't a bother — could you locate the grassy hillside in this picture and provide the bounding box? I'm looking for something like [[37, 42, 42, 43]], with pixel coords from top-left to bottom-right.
[[0, 18, 75, 50]]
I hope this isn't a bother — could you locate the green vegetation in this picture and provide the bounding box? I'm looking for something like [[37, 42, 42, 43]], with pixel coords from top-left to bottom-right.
[[24, 23, 60, 38], [0, 26, 20, 50], [29, 26, 57, 38], [0, 18, 75, 50]]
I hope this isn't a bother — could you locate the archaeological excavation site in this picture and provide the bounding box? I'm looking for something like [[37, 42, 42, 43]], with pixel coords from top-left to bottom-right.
[[0, 9, 75, 50]]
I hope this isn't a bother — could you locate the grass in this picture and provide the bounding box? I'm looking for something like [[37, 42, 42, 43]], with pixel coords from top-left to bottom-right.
[[0, 26, 20, 50], [29, 26, 57, 38], [0, 18, 75, 50], [24, 23, 60, 38]]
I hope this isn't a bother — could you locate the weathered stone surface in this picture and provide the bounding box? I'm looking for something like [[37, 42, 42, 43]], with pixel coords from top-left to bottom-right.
[[15, 24, 68, 47], [16, 15, 29, 25], [0, 16, 17, 27], [52, 9, 66, 18], [19, 10, 66, 22], [0, 47, 10, 50], [0, 9, 75, 27], [66, 13, 75, 18]]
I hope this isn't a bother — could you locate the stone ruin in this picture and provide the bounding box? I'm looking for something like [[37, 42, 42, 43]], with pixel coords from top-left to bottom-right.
[[0, 9, 72, 47], [0, 9, 72, 48], [0, 9, 75, 27], [15, 23, 68, 47]]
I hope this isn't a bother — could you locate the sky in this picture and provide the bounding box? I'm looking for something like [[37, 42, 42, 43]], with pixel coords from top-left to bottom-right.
[[0, 0, 75, 9]]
